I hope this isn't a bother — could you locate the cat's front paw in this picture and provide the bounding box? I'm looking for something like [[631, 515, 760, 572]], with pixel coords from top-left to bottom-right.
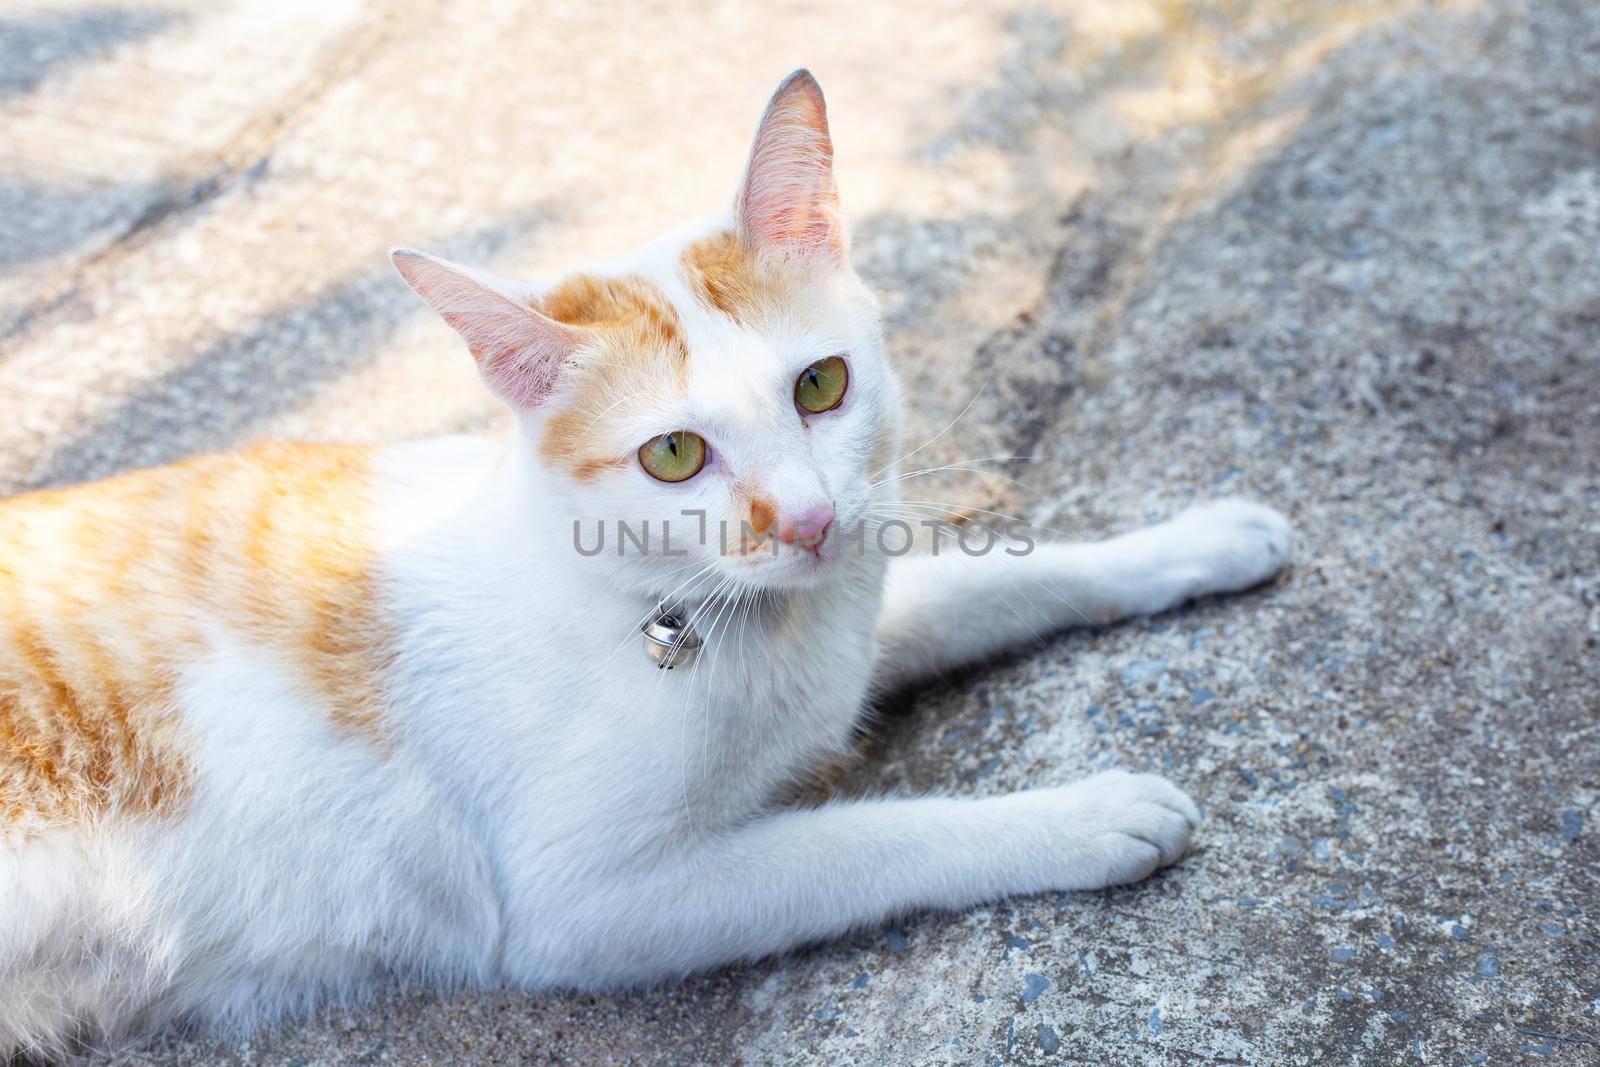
[[1047, 770, 1202, 889], [1164, 498, 1292, 595]]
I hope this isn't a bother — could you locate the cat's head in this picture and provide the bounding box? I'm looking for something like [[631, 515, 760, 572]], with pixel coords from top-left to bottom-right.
[[393, 70, 900, 597]]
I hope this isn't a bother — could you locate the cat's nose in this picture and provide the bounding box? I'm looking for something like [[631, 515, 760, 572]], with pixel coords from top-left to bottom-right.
[[776, 501, 835, 549]]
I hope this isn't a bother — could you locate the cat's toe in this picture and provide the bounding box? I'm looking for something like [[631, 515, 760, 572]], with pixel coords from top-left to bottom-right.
[[1169, 498, 1293, 592], [1062, 770, 1201, 885]]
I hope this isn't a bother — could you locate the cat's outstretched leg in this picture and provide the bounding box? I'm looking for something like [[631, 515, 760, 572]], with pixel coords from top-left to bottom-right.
[[872, 498, 1291, 690], [503, 769, 1199, 987]]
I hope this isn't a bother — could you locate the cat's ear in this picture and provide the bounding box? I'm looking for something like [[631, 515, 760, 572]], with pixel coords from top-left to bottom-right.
[[391, 249, 584, 408], [736, 69, 845, 260]]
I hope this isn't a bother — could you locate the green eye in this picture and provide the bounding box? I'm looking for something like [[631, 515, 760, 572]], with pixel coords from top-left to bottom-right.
[[638, 431, 707, 483], [795, 355, 849, 414]]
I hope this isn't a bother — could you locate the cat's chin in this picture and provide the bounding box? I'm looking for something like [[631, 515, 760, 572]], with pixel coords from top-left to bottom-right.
[[733, 546, 841, 592]]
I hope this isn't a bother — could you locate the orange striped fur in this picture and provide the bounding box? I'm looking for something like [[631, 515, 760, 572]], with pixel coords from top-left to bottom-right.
[[537, 273, 690, 480], [680, 228, 784, 327], [0, 441, 389, 834]]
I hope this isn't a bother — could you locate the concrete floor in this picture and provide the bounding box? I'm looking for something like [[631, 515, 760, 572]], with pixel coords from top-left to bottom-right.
[[2, 0, 1596, 1063]]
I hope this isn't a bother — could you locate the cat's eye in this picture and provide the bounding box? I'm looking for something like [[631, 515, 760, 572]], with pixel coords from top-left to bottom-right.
[[638, 431, 707, 483], [795, 356, 849, 414]]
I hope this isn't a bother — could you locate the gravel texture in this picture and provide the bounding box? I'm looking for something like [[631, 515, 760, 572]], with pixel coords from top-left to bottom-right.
[[2, 0, 1596, 1063]]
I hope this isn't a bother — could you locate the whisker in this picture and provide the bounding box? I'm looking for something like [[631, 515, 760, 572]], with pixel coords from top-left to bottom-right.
[[869, 500, 1078, 542], [687, 579, 749, 832], [669, 576, 725, 840], [869, 510, 1102, 633], [596, 558, 721, 666], [871, 377, 991, 480], [871, 456, 1040, 494]]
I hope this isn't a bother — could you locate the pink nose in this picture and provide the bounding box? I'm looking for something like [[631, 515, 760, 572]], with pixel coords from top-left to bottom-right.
[[776, 501, 835, 548]]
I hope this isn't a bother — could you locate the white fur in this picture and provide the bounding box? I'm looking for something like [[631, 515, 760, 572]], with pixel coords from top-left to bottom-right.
[[0, 73, 1294, 1056]]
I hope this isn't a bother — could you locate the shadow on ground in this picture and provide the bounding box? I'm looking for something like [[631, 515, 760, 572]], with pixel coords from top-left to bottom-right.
[[0, 6, 177, 96], [25, 209, 555, 490]]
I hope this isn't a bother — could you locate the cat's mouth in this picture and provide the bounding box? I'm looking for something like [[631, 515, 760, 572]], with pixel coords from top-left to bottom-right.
[[750, 545, 829, 573], [734, 535, 843, 589]]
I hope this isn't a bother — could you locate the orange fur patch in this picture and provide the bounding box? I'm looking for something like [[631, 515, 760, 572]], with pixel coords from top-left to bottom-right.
[[726, 478, 780, 556], [0, 442, 390, 834], [680, 229, 778, 326], [747, 494, 777, 538], [537, 273, 689, 480], [228, 444, 391, 744]]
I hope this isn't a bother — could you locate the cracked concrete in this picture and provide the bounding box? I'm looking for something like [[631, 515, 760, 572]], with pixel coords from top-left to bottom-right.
[[1, 0, 1595, 1063]]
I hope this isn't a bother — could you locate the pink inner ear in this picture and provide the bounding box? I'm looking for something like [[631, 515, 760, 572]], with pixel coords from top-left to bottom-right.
[[392, 249, 583, 409], [739, 71, 844, 258], [459, 317, 573, 410]]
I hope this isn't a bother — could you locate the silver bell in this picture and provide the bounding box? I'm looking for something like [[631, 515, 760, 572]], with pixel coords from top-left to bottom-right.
[[642, 610, 701, 669]]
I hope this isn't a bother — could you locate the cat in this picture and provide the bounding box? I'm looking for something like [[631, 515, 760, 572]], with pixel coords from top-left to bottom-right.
[[0, 70, 1291, 1056]]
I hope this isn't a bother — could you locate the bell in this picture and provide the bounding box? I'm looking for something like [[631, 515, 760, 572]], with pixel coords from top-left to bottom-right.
[[642, 609, 701, 669]]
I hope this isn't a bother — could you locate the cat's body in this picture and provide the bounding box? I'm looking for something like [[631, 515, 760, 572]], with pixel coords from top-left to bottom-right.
[[0, 72, 1290, 1056]]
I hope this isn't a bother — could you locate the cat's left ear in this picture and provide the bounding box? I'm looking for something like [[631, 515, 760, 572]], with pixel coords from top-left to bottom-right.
[[391, 248, 585, 409], [736, 69, 846, 261]]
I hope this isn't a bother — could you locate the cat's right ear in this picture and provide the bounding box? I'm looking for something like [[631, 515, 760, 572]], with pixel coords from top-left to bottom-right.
[[737, 69, 844, 261], [391, 249, 584, 409]]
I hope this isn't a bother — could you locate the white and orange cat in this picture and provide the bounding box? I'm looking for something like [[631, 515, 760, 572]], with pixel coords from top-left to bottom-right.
[[0, 71, 1290, 1055]]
